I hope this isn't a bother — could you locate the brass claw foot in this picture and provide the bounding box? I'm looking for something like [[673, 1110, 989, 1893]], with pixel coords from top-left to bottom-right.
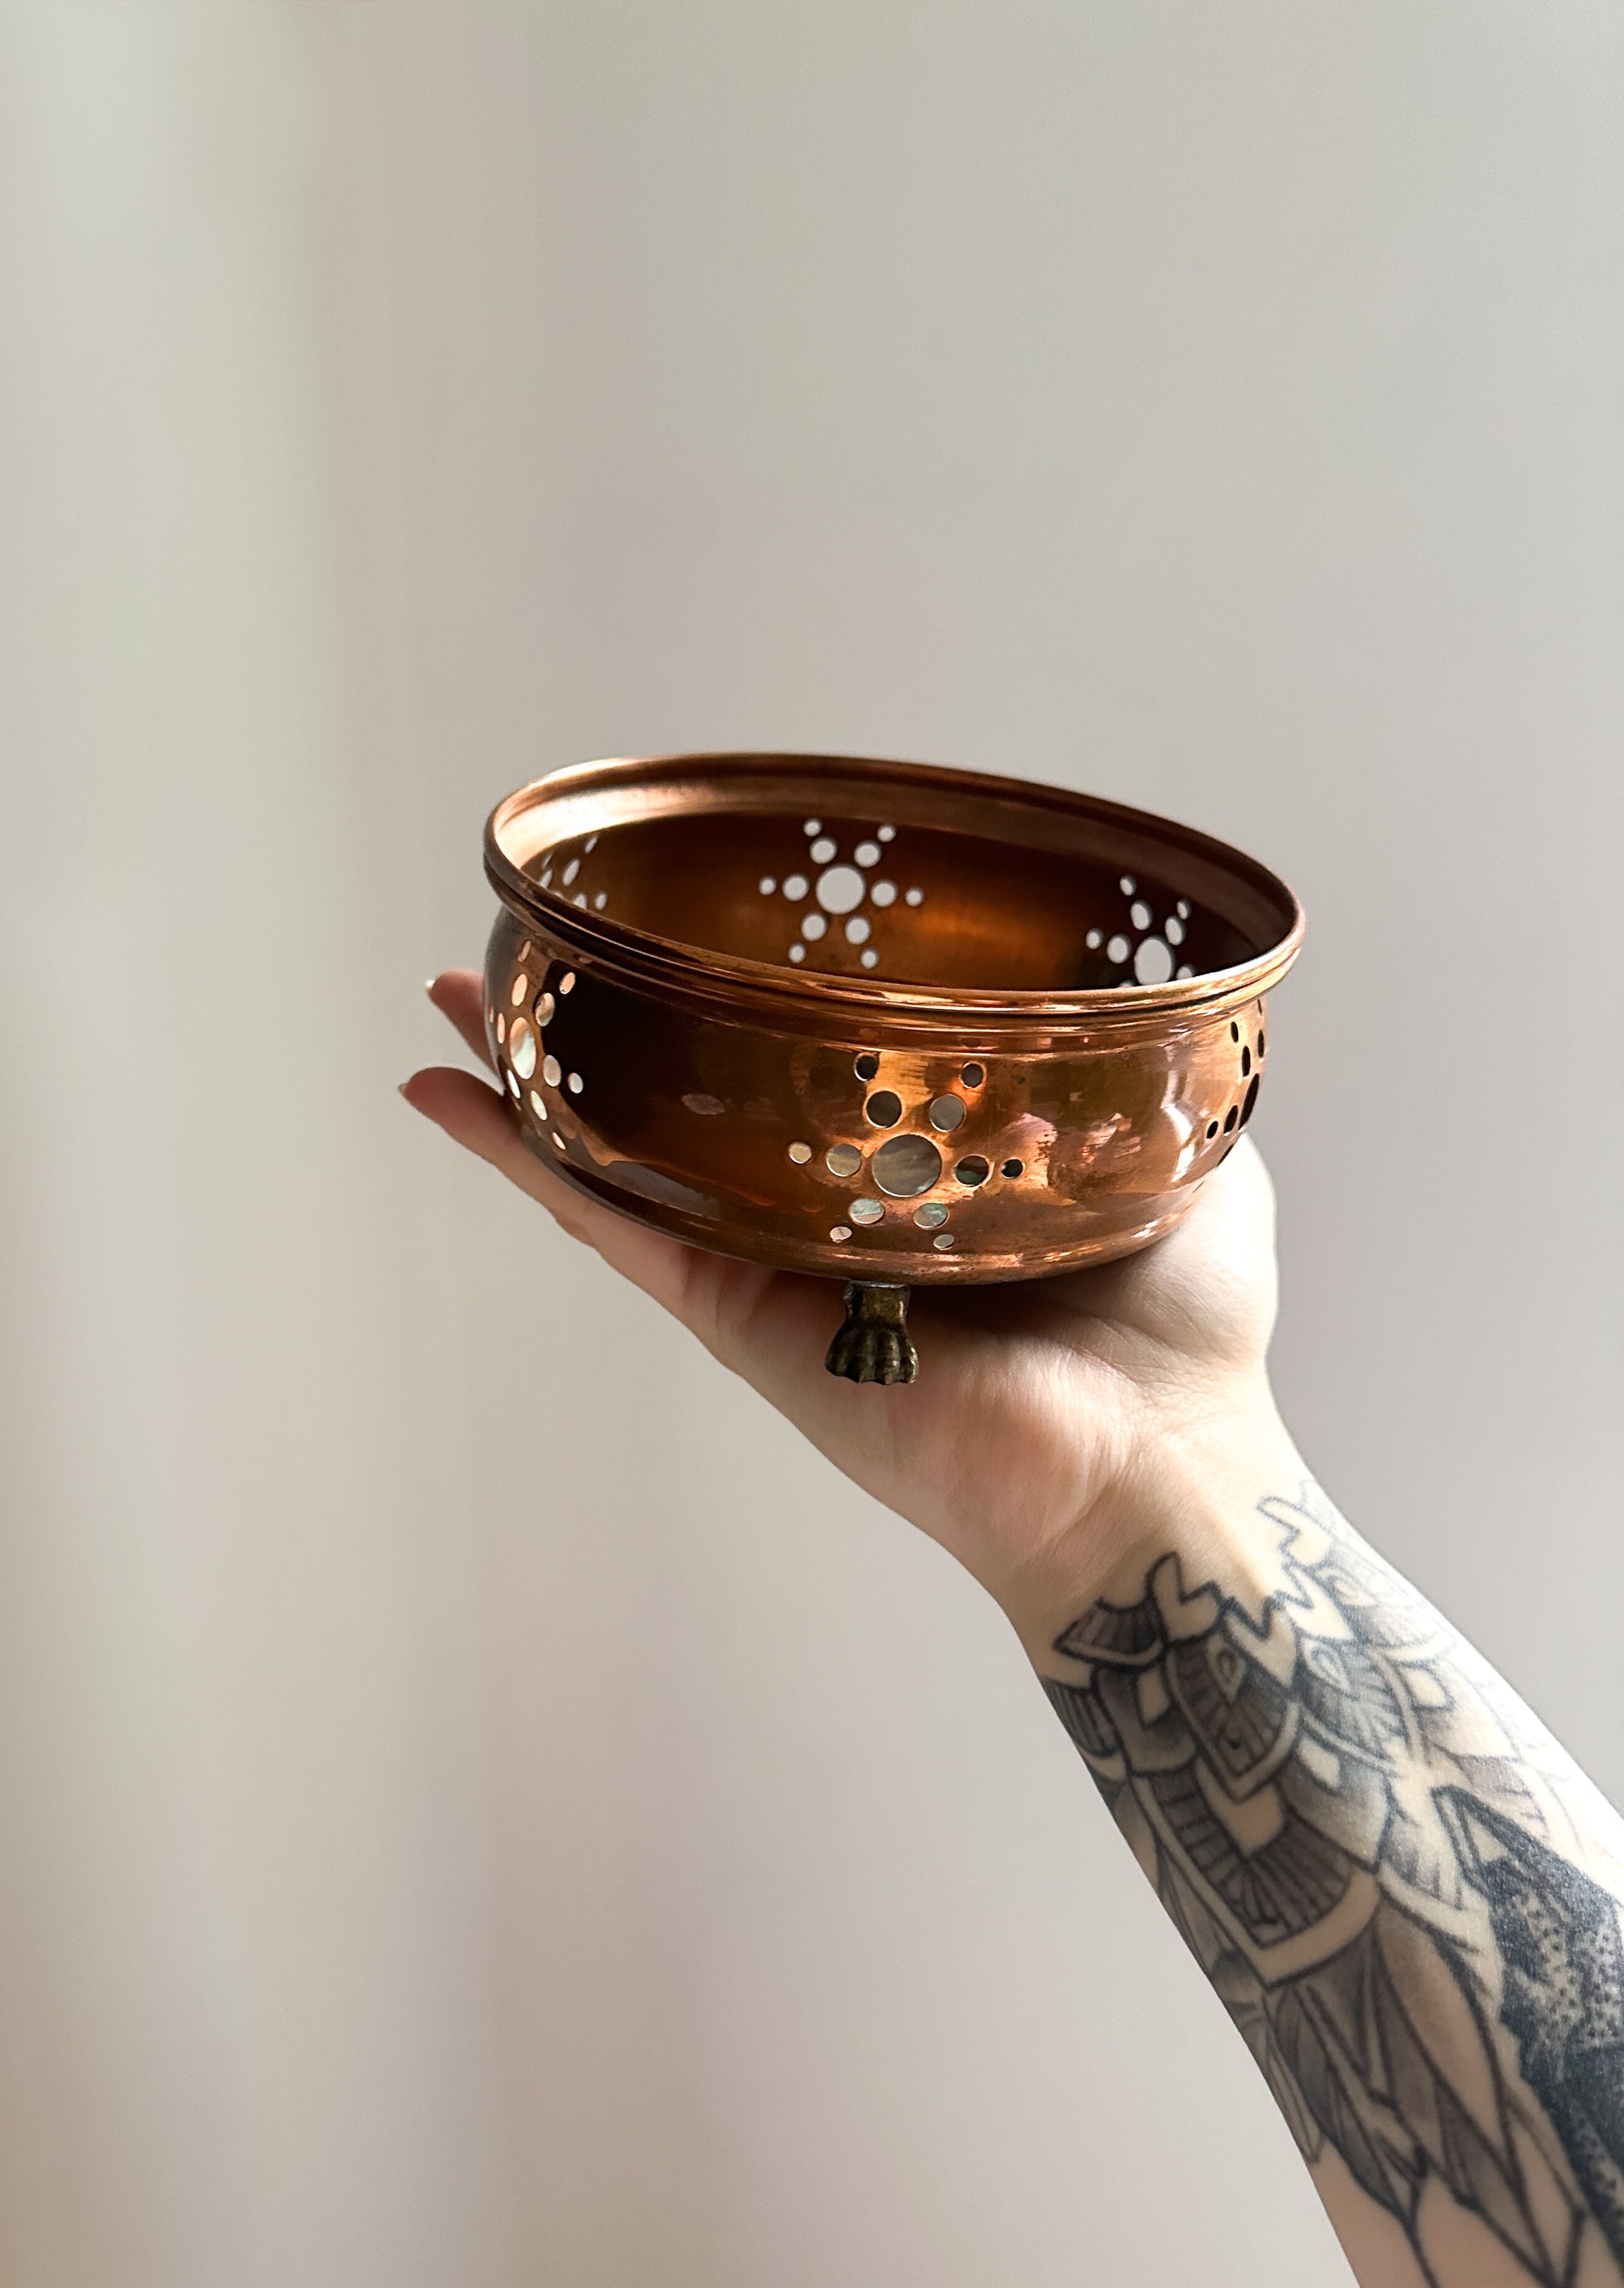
[[825, 1282, 918, 1385]]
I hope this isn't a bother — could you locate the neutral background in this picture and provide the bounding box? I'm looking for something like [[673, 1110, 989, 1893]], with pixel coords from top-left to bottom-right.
[[1, 5, 1620, 2285]]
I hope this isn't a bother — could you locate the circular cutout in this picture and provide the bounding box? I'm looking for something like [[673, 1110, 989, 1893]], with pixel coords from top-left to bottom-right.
[[928, 1094, 966, 1132], [961, 1062, 985, 1088], [849, 1197, 884, 1225], [1177, 900, 1191, 919], [788, 1141, 812, 1165], [870, 880, 897, 907], [854, 840, 880, 867], [905, 887, 924, 906], [801, 913, 827, 940], [1133, 936, 1173, 985], [495, 1013, 506, 1044], [878, 824, 895, 841], [914, 1202, 948, 1227], [1223, 1105, 1238, 1132], [1257, 1030, 1266, 1056], [560, 971, 576, 994], [804, 818, 821, 836], [845, 916, 870, 945], [1230, 1021, 1240, 1041], [552, 1129, 566, 1153], [954, 1155, 991, 1187], [1119, 874, 1135, 895], [810, 837, 837, 864], [542, 1055, 562, 1087], [872, 1133, 942, 1197], [865, 1089, 903, 1127], [1240, 1075, 1260, 1125], [1085, 928, 1102, 950], [825, 1143, 862, 1177], [1001, 1157, 1024, 1178], [567, 1072, 583, 1095], [1165, 916, 1184, 946], [815, 864, 865, 915], [511, 973, 528, 1005], [784, 873, 809, 900], [1206, 1121, 1218, 1139], [1177, 965, 1193, 980], [593, 892, 608, 910], [854, 1052, 880, 1080], [1241, 1046, 1252, 1076], [533, 990, 555, 1024], [860, 949, 879, 967], [506, 1071, 520, 1097], [1107, 934, 1131, 963], [830, 1224, 851, 1242], [759, 876, 777, 895], [932, 1232, 956, 1251], [1130, 900, 1152, 930], [562, 859, 579, 886], [789, 945, 806, 962], [529, 1091, 547, 1121], [509, 1019, 537, 1078]]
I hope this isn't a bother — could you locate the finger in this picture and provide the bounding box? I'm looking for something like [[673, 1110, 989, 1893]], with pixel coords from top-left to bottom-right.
[[427, 969, 497, 1073], [401, 1064, 702, 1322]]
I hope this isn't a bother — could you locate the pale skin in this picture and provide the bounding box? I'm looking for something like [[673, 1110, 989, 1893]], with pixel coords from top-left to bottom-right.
[[407, 970, 1624, 2288]]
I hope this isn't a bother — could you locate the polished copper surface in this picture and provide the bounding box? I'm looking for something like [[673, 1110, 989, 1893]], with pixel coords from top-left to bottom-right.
[[482, 751, 1303, 1304]]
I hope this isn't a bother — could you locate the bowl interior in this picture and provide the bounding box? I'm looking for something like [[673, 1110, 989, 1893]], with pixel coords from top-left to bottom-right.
[[492, 756, 1296, 995]]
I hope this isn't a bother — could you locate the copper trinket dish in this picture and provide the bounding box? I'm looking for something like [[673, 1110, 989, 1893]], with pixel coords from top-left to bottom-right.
[[482, 752, 1303, 1383]]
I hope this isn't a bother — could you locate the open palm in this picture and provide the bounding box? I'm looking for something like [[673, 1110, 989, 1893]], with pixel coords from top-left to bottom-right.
[[406, 970, 1282, 1631]]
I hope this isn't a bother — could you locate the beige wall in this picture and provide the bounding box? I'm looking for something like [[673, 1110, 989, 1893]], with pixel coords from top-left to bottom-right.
[[1, 5, 1618, 2284]]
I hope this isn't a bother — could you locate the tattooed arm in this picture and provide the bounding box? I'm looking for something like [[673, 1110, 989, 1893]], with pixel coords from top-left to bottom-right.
[[408, 970, 1624, 2288], [1038, 1462, 1624, 2288]]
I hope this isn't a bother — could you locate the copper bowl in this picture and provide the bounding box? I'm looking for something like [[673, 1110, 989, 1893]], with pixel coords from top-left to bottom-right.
[[482, 752, 1303, 1383]]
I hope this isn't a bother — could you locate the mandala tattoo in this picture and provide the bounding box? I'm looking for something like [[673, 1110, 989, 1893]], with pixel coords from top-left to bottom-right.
[[1043, 1484, 1624, 2287]]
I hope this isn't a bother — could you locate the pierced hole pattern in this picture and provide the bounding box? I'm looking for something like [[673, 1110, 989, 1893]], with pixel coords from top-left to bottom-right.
[[763, 823, 933, 973], [499, 926, 1268, 1259], [1074, 875, 1212, 989]]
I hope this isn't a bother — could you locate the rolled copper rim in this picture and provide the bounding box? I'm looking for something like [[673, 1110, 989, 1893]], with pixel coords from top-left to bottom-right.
[[486, 750, 1304, 1035]]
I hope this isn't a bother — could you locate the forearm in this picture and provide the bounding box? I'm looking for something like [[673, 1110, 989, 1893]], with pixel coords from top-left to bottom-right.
[[1020, 1404, 1624, 2288]]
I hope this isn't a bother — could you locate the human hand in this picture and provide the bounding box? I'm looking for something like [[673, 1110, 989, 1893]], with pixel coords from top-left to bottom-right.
[[405, 970, 1295, 1649]]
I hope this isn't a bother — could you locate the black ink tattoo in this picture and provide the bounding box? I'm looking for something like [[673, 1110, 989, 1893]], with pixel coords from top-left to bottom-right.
[[1043, 1484, 1624, 2287]]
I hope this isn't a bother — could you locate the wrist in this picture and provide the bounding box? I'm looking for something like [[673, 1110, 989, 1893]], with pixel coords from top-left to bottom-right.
[[998, 1387, 1308, 1669]]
